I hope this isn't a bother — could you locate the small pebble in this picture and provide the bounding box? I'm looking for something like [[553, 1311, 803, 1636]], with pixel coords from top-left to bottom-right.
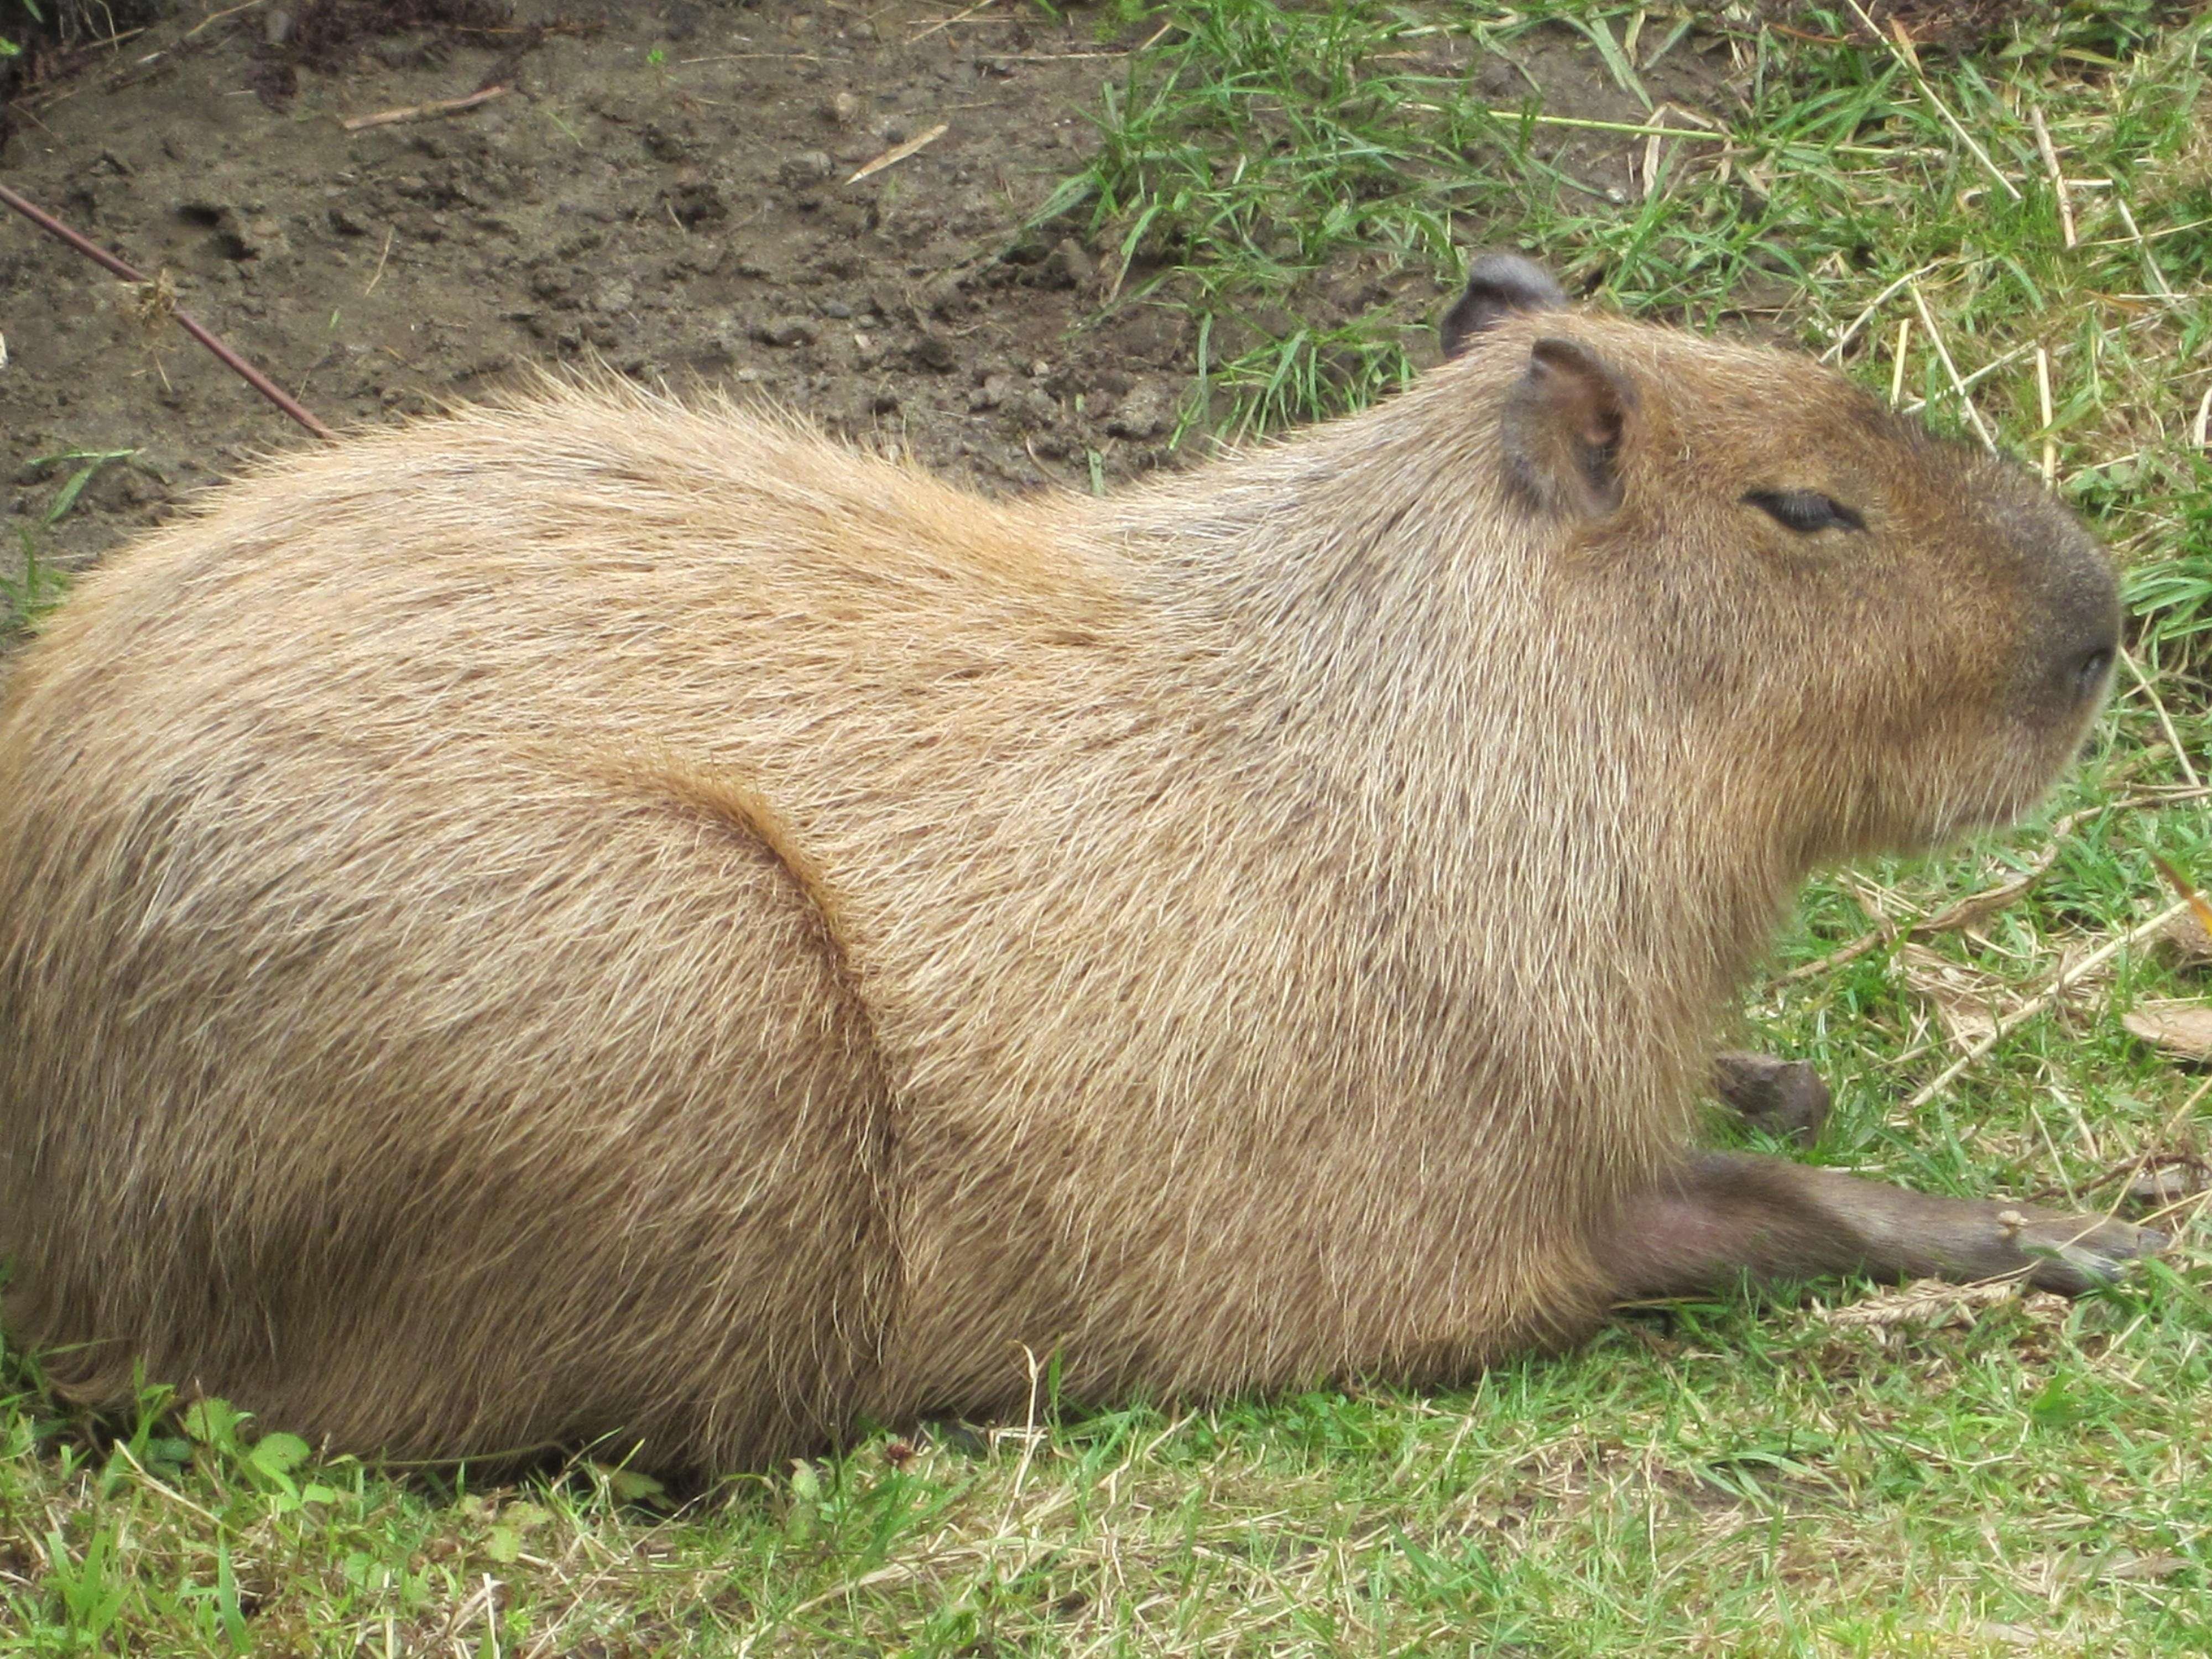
[[1104, 380, 1178, 441], [1041, 238, 1093, 290], [752, 316, 817, 349]]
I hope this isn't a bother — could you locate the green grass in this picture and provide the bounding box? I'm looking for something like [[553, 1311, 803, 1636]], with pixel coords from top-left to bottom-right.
[[6, 3, 2212, 1654], [0, 450, 133, 643]]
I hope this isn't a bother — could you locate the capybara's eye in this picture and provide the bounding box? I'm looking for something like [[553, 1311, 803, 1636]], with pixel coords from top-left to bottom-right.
[[1742, 489, 1866, 534]]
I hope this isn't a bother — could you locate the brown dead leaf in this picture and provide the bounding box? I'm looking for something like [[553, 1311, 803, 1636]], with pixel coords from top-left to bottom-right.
[[2122, 999, 2212, 1063]]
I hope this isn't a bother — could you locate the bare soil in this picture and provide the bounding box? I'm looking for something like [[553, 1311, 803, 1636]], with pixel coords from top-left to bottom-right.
[[1, 0, 1730, 575]]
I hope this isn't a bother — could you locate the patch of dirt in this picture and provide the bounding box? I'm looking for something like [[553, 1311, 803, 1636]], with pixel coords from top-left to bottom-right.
[[2, 0, 1203, 570], [2, 0, 1746, 580]]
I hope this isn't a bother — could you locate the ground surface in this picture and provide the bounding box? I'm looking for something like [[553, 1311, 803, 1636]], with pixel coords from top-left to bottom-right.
[[0, 0, 1744, 553], [3, 0, 1174, 537], [3, 1, 2212, 1655]]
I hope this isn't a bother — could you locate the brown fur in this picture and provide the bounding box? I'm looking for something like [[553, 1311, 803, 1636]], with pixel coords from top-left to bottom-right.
[[0, 282, 2124, 1477]]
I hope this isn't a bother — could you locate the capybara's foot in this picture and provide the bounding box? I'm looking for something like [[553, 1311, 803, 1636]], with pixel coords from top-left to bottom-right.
[[1599, 1152, 2167, 1302], [1711, 1051, 1830, 1146], [2000, 1206, 2167, 1295]]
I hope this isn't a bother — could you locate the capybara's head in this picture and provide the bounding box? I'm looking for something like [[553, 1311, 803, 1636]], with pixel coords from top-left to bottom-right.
[[1436, 254, 2118, 863]]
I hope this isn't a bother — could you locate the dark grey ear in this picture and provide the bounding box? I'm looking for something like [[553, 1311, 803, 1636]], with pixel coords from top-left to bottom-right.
[[1501, 337, 1636, 519], [1440, 254, 1568, 358]]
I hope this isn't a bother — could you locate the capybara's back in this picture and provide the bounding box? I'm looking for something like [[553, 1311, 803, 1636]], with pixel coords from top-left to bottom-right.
[[0, 404, 965, 1470], [0, 264, 2148, 1475]]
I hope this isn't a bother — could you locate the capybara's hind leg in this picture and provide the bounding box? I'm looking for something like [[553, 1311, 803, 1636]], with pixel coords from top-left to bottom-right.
[[1597, 1151, 2163, 1301]]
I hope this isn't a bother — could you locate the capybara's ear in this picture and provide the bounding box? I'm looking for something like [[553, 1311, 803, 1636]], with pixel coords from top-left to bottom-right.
[[1439, 253, 1568, 358], [1500, 337, 1638, 519]]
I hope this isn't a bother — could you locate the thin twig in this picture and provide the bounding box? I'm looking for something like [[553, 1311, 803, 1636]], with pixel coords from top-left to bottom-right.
[[108, 1442, 226, 1527], [2036, 346, 2057, 486], [1901, 341, 2037, 415], [2033, 1074, 2212, 1215], [910, 0, 999, 45], [1902, 899, 2192, 1115], [1824, 264, 1939, 363], [69, 23, 149, 50], [848, 122, 948, 183], [184, 0, 267, 39], [341, 84, 510, 132], [1907, 280, 1996, 452], [1003, 1343, 1047, 1524], [982, 20, 1175, 61], [1773, 847, 2062, 986], [2025, 1143, 2210, 1208], [2121, 650, 2202, 787], [676, 51, 823, 64], [364, 224, 397, 296], [0, 181, 335, 441], [1845, 0, 2020, 200], [2080, 215, 2212, 249], [1482, 107, 1733, 142], [1890, 316, 1912, 405], [1408, 99, 1890, 151], [2028, 104, 2077, 249], [2112, 195, 2176, 302]]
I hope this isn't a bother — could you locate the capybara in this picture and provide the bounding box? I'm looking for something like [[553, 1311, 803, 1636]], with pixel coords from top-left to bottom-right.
[[0, 255, 2158, 1477]]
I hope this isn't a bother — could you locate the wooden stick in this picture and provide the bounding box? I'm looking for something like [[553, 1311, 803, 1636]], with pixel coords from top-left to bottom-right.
[[341, 84, 510, 132], [1773, 846, 2061, 987], [0, 181, 335, 441]]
